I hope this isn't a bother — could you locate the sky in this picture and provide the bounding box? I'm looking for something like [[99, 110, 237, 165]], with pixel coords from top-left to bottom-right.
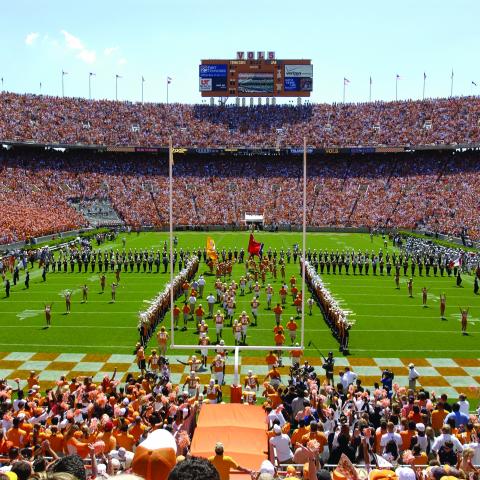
[[1, 0, 479, 105]]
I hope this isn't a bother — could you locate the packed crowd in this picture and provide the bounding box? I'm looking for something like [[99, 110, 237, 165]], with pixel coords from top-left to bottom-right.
[[1, 149, 479, 244], [1, 353, 480, 480], [2, 93, 480, 147]]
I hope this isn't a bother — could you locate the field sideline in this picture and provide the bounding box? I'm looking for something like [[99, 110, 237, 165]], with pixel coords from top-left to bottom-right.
[[0, 232, 479, 358]]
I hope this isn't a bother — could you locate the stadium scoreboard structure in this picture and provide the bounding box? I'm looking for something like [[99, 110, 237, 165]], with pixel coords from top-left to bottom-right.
[[199, 51, 312, 98]]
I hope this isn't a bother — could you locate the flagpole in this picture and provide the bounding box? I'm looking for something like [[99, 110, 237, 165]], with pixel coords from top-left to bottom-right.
[[1, 77, 3, 92], [369, 76, 372, 102], [141, 77, 144, 104], [39, 82, 42, 95], [423, 73, 426, 100], [450, 70, 454, 97], [61, 70, 65, 97], [167, 79, 169, 105], [115, 75, 118, 101], [395, 75, 398, 101], [89, 73, 91, 100], [301, 136, 307, 349], [168, 137, 174, 348]]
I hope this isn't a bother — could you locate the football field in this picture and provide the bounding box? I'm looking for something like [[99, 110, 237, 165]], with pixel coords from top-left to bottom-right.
[[1, 231, 479, 359]]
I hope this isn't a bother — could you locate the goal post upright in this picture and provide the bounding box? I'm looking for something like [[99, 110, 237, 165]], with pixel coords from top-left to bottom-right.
[[169, 138, 175, 349], [301, 136, 307, 349]]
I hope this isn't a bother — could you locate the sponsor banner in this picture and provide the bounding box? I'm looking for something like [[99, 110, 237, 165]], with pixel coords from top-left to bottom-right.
[[199, 64, 227, 77], [195, 148, 221, 154], [238, 73, 274, 93], [106, 146, 135, 152], [289, 147, 314, 155], [284, 64, 313, 78], [199, 77, 227, 92], [375, 147, 407, 153], [350, 147, 376, 154], [284, 77, 313, 92], [199, 78, 212, 92]]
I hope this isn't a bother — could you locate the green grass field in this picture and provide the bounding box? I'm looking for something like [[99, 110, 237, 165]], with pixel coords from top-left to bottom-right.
[[1, 232, 479, 358]]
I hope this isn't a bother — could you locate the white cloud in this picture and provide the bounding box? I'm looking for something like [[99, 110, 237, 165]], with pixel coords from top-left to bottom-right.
[[104, 47, 118, 56], [25, 32, 39, 46], [61, 30, 83, 50], [78, 49, 96, 64], [61, 30, 96, 64], [117, 58, 127, 65]]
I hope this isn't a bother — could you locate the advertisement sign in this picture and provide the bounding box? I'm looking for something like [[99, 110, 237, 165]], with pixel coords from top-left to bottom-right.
[[199, 64, 227, 77], [284, 64, 313, 78], [238, 73, 274, 93], [284, 77, 313, 92], [199, 78, 212, 91], [284, 64, 313, 92]]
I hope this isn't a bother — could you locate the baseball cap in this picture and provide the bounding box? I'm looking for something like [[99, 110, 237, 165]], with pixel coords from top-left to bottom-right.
[[416, 423, 425, 432], [273, 425, 282, 434], [259, 460, 275, 475], [4, 473, 18, 480], [395, 467, 416, 480], [408, 363, 414, 368], [132, 429, 177, 480]]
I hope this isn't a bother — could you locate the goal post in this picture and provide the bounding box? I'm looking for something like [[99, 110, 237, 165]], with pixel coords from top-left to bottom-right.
[[167, 138, 310, 358]]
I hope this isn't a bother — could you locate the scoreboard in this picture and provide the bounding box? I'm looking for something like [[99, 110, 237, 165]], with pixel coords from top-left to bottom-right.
[[199, 52, 312, 98]]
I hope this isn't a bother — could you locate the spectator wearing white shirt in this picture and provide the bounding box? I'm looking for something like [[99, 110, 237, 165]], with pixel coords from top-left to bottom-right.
[[458, 394, 470, 415], [380, 422, 402, 451], [206, 293, 216, 318], [269, 424, 293, 464], [408, 363, 420, 390], [343, 366, 358, 389], [431, 425, 464, 453]]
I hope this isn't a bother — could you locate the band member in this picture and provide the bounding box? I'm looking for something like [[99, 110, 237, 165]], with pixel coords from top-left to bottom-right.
[[100, 274, 106, 293], [422, 286, 428, 307], [44, 303, 53, 328], [407, 278, 413, 298], [111, 282, 118, 302], [64, 291, 71, 313], [460, 307, 469, 335], [440, 293, 446, 319], [82, 284, 88, 303]]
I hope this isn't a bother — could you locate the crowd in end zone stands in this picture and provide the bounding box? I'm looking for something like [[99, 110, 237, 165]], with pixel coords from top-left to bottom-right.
[[1, 356, 480, 480], [0, 150, 479, 244], [2, 93, 480, 147]]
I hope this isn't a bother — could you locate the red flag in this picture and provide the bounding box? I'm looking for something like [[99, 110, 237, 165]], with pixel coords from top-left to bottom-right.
[[248, 234, 264, 257]]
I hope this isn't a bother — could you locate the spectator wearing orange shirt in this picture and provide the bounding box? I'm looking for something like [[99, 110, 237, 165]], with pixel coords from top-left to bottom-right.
[[273, 303, 283, 323], [265, 350, 278, 370], [286, 317, 298, 344], [182, 303, 190, 330]]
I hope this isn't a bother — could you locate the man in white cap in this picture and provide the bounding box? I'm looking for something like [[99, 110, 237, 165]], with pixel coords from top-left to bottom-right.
[[408, 363, 420, 390], [206, 292, 216, 318], [198, 275, 206, 298], [269, 424, 293, 464]]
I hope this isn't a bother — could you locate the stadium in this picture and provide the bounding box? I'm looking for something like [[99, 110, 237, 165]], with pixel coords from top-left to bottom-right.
[[1, 4, 480, 480]]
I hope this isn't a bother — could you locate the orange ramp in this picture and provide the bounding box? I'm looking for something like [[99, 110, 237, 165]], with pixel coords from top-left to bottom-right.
[[190, 403, 268, 471]]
